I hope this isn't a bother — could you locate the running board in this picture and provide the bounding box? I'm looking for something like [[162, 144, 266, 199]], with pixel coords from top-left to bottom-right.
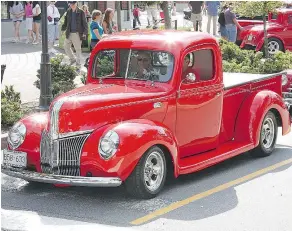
[[178, 141, 254, 175]]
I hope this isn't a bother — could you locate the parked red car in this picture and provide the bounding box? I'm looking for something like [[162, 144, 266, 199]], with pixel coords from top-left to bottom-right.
[[237, 16, 265, 45], [283, 69, 292, 114], [2, 31, 291, 199], [240, 9, 292, 54]]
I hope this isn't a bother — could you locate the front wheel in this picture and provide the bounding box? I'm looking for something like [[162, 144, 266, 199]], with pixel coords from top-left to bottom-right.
[[266, 38, 284, 55], [125, 146, 167, 199], [250, 111, 278, 157]]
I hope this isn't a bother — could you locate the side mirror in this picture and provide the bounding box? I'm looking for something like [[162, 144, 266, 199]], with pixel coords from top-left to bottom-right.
[[186, 73, 196, 82], [84, 57, 89, 69]]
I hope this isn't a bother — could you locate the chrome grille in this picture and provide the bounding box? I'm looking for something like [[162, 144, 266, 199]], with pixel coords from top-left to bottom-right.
[[40, 130, 89, 176]]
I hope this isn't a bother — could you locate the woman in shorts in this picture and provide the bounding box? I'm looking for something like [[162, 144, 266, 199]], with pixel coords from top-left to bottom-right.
[[9, 1, 24, 43], [25, 1, 33, 44], [32, 1, 41, 45]]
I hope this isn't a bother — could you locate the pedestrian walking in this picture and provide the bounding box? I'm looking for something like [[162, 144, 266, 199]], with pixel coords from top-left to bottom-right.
[[32, 1, 41, 45], [24, 1, 34, 44], [82, 4, 90, 17], [102, 8, 116, 34], [224, 3, 243, 43], [146, 2, 158, 29], [90, 10, 103, 50], [61, 1, 88, 67], [206, 1, 220, 36], [9, 1, 24, 43], [188, 1, 204, 32], [133, 4, 141, 29], [47, 1, 60, 54], [172, 3, 177, 16], [218, 5, 228, 40]]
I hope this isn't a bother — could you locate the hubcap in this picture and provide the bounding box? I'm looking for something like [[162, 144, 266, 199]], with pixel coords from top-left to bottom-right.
[[261, 117, 275, 149], [268, 41, 280, 54], [144, 151, 164, 192]]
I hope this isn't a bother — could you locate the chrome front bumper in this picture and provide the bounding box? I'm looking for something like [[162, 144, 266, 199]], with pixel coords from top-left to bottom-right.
[[1, 166, 122, 187]]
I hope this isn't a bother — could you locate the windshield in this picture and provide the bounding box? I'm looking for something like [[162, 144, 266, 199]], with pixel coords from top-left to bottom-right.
[[92, 49, 174, 83]]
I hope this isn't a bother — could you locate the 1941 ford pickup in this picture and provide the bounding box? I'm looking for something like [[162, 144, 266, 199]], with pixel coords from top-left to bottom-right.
[[2, 31, 291, 199]]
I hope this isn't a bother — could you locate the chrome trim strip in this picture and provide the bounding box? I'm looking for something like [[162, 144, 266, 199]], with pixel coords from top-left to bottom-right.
[[50, 98, 67, 140], [58, 129, 94, 139], [2, 167, 122, 187]]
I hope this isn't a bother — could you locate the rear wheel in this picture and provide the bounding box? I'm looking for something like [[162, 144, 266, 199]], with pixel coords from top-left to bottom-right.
[[125, 146, 167, 199], [250, 111, 278, 157]]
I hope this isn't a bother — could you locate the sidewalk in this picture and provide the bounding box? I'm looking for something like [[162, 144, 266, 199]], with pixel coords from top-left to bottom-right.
[[1, 41, 88, 104]]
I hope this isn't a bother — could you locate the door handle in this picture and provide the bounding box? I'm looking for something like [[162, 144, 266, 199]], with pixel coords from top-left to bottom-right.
[[216, 92, 221, 96]]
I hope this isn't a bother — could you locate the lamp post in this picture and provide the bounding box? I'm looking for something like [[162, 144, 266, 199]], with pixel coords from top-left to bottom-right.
[[39, 1, 52, 111]]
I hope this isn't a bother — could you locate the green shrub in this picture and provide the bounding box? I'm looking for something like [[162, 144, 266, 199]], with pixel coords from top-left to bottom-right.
[[1, 86, 23, 126], [34, 54, 77, 98], [220, 39, 292, 74]]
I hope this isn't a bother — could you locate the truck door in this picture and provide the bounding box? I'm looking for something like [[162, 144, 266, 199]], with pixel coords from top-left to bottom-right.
[[176, 45, 223, 158]]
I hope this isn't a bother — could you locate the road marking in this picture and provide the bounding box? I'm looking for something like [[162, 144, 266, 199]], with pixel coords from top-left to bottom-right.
[[130, 158, 292, 225]]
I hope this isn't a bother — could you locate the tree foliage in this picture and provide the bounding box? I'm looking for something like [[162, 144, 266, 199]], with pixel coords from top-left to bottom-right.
[[232, 1, 282, 18]]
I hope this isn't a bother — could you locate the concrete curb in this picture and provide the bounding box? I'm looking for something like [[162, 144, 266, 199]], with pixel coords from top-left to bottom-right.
[[1, 133, 8, 150]]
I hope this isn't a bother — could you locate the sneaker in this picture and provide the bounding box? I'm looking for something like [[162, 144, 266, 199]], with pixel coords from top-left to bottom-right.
[[32, 41, 39, 45], [12, 38, 18, 43]]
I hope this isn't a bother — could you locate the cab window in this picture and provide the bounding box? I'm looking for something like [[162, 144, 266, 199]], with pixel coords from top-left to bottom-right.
[[182, 49, 214, 82]]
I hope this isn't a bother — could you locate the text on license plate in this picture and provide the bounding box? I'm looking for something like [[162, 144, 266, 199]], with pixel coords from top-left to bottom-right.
[[2, 150, 27, 168]]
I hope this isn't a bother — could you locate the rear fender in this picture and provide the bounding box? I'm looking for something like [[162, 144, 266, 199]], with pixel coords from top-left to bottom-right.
[[234, 90, 290, 146]]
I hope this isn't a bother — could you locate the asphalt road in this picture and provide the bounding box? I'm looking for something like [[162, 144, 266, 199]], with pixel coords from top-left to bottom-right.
[[1, 128, 292, 231]]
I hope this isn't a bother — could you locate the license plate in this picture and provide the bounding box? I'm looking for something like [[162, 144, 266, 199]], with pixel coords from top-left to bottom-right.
[[2, 149, 27, 168], [248, 35, 253, 41]]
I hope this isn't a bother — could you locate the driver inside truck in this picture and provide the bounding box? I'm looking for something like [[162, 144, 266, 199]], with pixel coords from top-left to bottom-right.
[[135, 51, 159, 81], [182, 53, 200, 82]]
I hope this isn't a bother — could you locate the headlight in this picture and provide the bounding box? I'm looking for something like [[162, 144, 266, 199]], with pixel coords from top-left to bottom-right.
[[247, 34, 253, 41], [282, 74, 288, 86], [7, 122, 26, 150], [98, 130, 119, 160]]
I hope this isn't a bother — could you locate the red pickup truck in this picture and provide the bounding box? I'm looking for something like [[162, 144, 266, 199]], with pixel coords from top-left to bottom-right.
[[240, 9, 292, 54], [2, 31, 291, 199]]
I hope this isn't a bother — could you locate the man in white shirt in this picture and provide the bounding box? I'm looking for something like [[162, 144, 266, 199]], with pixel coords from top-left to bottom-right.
[[47, 1, 60, 54]]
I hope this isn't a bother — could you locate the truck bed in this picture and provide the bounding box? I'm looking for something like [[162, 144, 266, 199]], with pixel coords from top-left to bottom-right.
[[223, 72, 283, 90], [221, 72, 283, 145]]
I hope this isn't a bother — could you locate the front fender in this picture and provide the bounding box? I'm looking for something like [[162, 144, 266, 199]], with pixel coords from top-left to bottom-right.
[[80, 119, 179, 181], [235, 90, 290, 146], [7, 112, 49, 172], [255, 35, 285, 51]]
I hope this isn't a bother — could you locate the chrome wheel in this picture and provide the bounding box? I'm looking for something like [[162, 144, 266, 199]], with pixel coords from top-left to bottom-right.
[[268, 41, 280, 54], [144, 151, 165, 192], [261, 117, 275, 149]]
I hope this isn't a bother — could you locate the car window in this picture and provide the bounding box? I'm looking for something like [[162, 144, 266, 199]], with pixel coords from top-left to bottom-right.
[[183, 49, 214, 82], [92, 49, 175, 83], [127, 50, 174, 82]]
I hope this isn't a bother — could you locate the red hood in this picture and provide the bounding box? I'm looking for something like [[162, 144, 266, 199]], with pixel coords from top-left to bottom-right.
[[49, 81, 172, 134]]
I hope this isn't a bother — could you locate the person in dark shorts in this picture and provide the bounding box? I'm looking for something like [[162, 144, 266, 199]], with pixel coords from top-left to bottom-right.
[[9, 1, 24, 43], [188, 1, 204, 32], [90, 10, 103, 50], [32, 1, 41, 45]]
